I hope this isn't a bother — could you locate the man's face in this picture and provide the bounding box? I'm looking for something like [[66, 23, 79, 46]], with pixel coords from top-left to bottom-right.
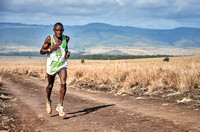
[[53, 25, 64, 38]]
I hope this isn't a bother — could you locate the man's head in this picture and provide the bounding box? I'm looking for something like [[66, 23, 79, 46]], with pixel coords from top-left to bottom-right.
[[53, 22, 64, 38]]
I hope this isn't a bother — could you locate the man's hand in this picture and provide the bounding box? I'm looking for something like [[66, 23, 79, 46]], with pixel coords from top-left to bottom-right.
[[65, 51, 71, 59], [49, 44, 60, 52]]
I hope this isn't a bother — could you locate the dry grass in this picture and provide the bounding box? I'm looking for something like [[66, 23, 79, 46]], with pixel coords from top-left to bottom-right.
[[0, 56, 200, 99], [69, 57, 200, 97], [0, 56, 46, 79]]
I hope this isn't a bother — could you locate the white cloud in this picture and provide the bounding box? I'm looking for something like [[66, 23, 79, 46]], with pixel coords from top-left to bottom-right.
[[115, 0, 125, 6], [171, 0, 200, 16], [134, 0, 169, 8], [1, 0, 200, 29]]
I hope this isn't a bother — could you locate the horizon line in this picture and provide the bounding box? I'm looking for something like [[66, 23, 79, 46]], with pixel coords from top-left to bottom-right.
[[0, 21, 200, 30]]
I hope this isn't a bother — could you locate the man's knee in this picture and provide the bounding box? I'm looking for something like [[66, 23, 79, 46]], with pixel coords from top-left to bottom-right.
[[48, 83, 53, 89], [61, 82, 66, 89]]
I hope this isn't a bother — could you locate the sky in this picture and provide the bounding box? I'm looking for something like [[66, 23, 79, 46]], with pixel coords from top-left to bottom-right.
[[0, 0, 200, 29]]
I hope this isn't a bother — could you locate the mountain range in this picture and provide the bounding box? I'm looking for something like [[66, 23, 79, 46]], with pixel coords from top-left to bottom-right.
[[0, 22, 200, 55]]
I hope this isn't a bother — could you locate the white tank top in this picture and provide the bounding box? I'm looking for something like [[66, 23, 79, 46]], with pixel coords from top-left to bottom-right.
[[46, 35, 68, 75]]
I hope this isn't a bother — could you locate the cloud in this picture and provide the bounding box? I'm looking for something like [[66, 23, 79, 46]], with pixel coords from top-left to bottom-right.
[[133, 0, 169, 8], [170, 0, 200, 18], [0, 0, 200, 29], [115, 0, 125, 6]]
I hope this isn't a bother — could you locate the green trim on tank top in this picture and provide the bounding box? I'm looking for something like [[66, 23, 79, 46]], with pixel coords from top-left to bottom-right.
[[50, 35, 67, 52]]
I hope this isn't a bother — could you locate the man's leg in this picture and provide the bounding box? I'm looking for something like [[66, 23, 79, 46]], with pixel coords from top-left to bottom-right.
[[56, 68, 67, 117], [46, 74, 55, 101], [58, 68, 67, 105], [46, 74, 55, 114]]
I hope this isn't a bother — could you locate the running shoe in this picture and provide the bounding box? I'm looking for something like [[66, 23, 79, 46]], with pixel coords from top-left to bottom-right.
[[46, 99, 52, 114], [56, 104, 66, 117]]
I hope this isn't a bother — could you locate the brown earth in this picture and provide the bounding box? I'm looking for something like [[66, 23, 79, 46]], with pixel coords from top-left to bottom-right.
[[0, 73, 200, 132]]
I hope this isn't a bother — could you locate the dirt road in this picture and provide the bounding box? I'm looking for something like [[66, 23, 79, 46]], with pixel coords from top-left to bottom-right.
[[0, 73, 200, 132]]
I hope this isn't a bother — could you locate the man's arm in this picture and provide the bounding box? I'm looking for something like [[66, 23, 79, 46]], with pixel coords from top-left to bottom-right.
[[40, 36, 51, 55], [40, 36, 60, 55], [65, 36, 70, 59]]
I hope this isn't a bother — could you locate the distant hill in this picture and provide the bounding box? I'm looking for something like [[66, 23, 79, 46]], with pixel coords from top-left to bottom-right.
[[0, 22, 200, 55]]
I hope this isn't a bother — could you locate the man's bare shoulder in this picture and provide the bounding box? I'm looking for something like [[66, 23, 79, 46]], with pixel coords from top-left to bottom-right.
[[65, 35, 70, 41], [44, 36, 51, 43], [46, 36, 51, 41]]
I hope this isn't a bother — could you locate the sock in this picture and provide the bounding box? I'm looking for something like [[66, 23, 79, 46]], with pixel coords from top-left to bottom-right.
[[58, 103, 62, 106]]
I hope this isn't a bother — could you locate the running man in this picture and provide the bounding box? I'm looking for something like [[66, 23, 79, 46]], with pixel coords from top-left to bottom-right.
[[40, 22, 70, 117]]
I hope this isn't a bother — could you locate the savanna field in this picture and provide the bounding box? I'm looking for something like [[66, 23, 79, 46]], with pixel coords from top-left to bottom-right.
[[0, 56, 200, 101]]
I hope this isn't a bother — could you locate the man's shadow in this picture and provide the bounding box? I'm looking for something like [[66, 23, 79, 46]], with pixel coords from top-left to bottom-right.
[[51, 104, 115, 119]]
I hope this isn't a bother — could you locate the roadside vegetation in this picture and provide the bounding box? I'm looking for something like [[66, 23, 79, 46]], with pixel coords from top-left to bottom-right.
[[0, 56, 199, 102]]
